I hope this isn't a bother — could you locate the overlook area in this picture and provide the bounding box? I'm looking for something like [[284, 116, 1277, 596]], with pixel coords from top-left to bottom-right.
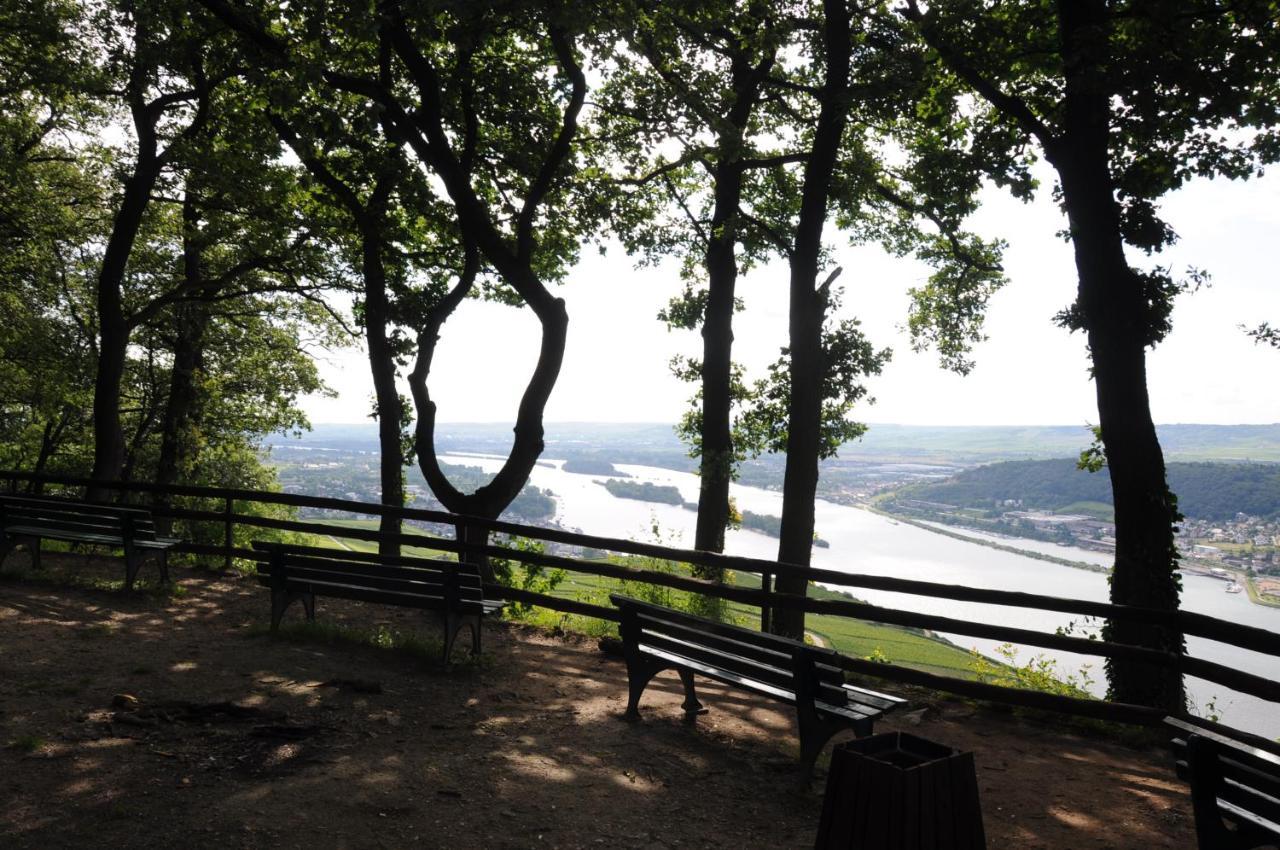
[[5, 0, 1280, 846]]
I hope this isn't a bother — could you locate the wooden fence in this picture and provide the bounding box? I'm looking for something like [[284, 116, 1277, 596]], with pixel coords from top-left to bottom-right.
[[3, 470, 1279, 753]]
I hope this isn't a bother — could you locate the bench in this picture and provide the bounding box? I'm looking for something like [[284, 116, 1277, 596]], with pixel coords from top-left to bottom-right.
[[252, 541, 505, 663], [0, 494, 176, 590], [1166, 716, 1280, 849], [611, 593, 906, 775]]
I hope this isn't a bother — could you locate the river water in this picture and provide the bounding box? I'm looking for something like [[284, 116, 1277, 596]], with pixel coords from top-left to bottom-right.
[[442, 454, 1280, 739]]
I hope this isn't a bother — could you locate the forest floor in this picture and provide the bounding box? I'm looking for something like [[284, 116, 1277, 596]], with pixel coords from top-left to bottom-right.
[[0, 552, 1196, 849]]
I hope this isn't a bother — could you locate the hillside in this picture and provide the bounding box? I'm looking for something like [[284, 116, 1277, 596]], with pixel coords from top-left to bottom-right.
[[894, 458, 1280, 521]]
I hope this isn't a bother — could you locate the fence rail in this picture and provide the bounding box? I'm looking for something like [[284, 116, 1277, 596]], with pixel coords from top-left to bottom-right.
[[3, 469, 1279, 752]]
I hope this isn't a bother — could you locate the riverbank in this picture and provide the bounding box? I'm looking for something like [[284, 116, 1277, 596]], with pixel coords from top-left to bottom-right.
[[863, 503, 1111, 574], [1247, 576, 1280, 608]]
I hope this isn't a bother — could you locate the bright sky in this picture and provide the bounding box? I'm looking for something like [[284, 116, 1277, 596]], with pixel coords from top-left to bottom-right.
[[300, 165, 1280, 428]]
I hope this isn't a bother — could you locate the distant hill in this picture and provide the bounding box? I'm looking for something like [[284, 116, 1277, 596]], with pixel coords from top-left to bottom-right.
[[895, 458, 1280, 521], [844, 423, 1280, 463], [277, 422, 1280, 465]]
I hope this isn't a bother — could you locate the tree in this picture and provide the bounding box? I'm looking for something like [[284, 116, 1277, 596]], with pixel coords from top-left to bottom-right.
[[719, 1, 1001, 637], [1246, 323, 1280, 350], [200, 0, 610, 576], [900, 0, 1280, 709], [86, 1, 219, 493], [268, 88, 423, 555], [143, 85, 342, 498], [0, 0, 103, 481], [601, 1, 795, 561]]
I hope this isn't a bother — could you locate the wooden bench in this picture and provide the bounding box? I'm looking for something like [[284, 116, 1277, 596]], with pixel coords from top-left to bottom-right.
[[0, 494, 176, 590], [611, 593, 906, 775], [1166, 716, 1280, 849], [253, 541, 505, 662]]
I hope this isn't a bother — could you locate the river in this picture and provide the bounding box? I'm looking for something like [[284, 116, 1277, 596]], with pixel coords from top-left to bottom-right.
[[442, 453, 1280, 739]]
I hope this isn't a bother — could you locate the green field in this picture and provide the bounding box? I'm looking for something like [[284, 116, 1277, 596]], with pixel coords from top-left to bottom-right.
[[304, 518, 980, 679], [1057, 501, 1115, 521]]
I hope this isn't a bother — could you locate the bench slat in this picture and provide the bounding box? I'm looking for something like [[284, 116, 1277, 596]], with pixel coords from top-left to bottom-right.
[[1218, 797, 1280, 840], [253, 541, 460, 569], [638, 641, 799, 703], [257, 564, 483, 602], [0, 496, 152, 517], [638, 629, 796, 692], [1172, 738, 1280, 797], [842, 683, 907, 712], [4, 525, 127, 545], [637, 642, 876, 727], [5, 514, 124, 534], [265, 575, 491, 615], [255, 553, 479, 589], [1167, 717, 1280, 769], [636, 611, 794, 666], [615, 594, 836, 656]]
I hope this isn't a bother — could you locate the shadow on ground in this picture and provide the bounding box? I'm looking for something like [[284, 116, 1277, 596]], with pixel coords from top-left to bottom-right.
[[0, 553, 1194, 849]]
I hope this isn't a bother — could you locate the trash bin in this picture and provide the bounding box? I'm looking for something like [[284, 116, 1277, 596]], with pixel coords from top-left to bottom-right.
[[814, 732, 986, 850]]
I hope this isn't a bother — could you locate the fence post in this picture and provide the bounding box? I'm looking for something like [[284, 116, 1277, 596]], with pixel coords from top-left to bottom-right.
[[223, 496, 234, 573], [761, 571, 773, 633]]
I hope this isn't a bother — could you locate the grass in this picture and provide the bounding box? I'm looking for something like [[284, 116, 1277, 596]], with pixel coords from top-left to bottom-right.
[[514, 560, 982, 679], [298, 518, 456, 560], [8, 735, 47, 754], [288, 523, 1031, 684], [1246, 576, 1280, 609], [1057, 501, 1115, 521]]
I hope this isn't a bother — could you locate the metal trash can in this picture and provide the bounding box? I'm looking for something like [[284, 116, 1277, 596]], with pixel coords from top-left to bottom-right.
[[814, 732, 986, 849]]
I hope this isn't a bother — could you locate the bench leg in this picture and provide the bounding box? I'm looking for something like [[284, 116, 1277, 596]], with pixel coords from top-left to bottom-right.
[[442, 612, 481, 664], [3, 535, 43, 570], [270, 588, 310, 631], [156, 550, 170, 585], [678, 669, 707, 721], [797, 711, 871, 781], [124, 544, 140, 591], [0, 534, 23, 569], [1186, 734, 1234, 850], [622, 656, 665, 721]]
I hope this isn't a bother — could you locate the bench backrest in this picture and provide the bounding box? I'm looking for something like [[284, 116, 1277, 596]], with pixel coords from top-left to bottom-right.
[[0, 495, 161, 542], [610, 593, 853, 707], [252, 541, 487, 612], [1167, 717, 1280, 847]]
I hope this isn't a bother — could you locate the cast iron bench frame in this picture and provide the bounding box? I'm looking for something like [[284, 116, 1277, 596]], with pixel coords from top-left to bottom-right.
[[253, 541, 505, 662], [1167, 716, 1280, 849], [611, 593, 906, 775], [0, 494, 175, 590]]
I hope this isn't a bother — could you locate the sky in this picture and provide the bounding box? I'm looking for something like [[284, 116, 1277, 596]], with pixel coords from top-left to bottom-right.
[[299, 165, 1280, 428]]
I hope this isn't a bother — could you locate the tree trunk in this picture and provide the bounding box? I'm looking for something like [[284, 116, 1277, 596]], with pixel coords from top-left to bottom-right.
[[1053, 0, 1185, 711], [693, 161, 744, 559], [28, 410, 72, 494], [88, 159, 160, 500], [155, 305, 210, 488], [361, 225, 406, 556], [409, 257, 567, 583], [1056, 155, 1186, 709], [771, 0, 851, 639], [690, 48, 776, 565]]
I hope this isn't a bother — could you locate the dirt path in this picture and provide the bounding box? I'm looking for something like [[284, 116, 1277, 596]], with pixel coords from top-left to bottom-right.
[[0, 554, 1195, 848]]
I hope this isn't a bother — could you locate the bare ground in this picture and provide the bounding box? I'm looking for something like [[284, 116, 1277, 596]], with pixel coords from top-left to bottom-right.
[[0, 553, 1195, 849]]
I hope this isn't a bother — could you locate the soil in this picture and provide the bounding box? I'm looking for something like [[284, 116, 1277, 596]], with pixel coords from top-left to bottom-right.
[[1, 553, 1195, 849]]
